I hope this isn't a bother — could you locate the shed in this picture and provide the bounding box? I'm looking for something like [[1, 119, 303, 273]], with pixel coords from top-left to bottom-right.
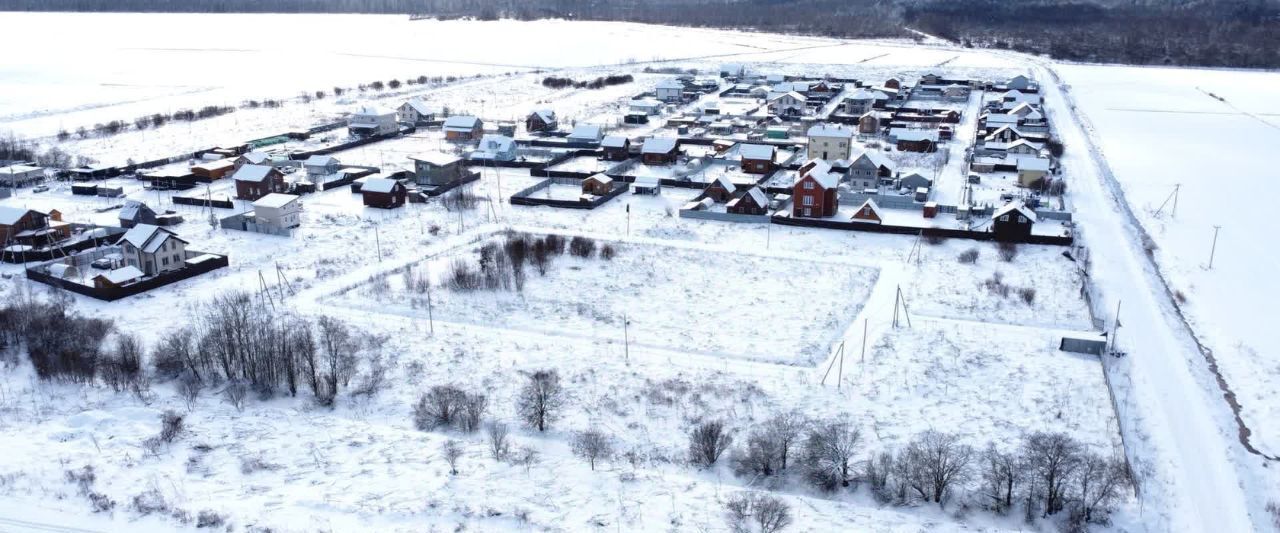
[[632, 176, 661, 195], [361, 178, 407, 209], [1060, 333, 1108, 356], [582, 173, 614, 196]]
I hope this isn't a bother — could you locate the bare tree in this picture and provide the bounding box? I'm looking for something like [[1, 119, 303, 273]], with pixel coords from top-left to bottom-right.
[[689, 420, 734, 467], [862, 450, 897, 504], [414, 385, 465, 430], [802, 419, 861, 491], [516, 370, 564, 432], [441, 439, 463, 475], [572, 429, 615, 471], [979, 443, 1021, 514], [487, 422, 511, 460], [765, 411, 808, 471], [1071, 453, 1131, 524], [902, 430, 973, 505], [1021, 431, 1082, 516], [724, 492, 793, 533], [458, 391, 488, 433], [177, 372, 202, 411], [732, 429, 783, 478], [222, 379, 249, 411]]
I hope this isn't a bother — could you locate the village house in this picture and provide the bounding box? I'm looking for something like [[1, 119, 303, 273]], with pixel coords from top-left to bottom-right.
[[0, 164, 45, 187], [1017, 157, 1052, 187], [893, 130, 939, 153], [236, 151, 275, 168], [858, 112, 882, 135], [397, 99, 437, 125], [581, 173, 614, 196], [443, 115, 483, 141], [719, 63, 746, 79], [884, 77, 901, 90], [1005, 75, 1036, 92], [409, 153, 465, 186], [986, 126, 1025, 144], [631, 176, 661, 195], [991, 202, 1037, 241], [473, 134, 517, 162], [0, 206, 48, 245], [567, 124, 604, 145], [641, 137, 680, 165], [850, 198, 883, 224], [252, 193, 302, 232], [726, 186, 769, 215], [769, 91, 807, 117], [118, 201, 157, 229], [232, 164, 287, 201], [738, 144, 777, 174], [601, 136, 631, 161], [898, 173, 933, 192], [526, 109, 557, 133], [846, 151, 895, 190], [191, 159, 236, 181], [630, 99, 664, 116], [655, 79, 685, 103], [1007, 139, 1044, 156], [118, 224, 189, 276], [792, 159, 839, 218], [844, 88, 889, 115], [304, 155, 342, 179], [91, 265, 144, 290], [807, 124, 854, 161], [361, 178, 407, 209], [703, 174, 737, 203], [348, 106, 398, 138]]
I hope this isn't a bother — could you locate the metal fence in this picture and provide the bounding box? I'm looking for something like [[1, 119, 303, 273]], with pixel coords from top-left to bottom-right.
[[679, 209, 770, 224]]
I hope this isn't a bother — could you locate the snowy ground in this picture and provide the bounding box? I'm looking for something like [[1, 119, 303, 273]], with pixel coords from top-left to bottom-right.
[[0, 11, 1268, 533]]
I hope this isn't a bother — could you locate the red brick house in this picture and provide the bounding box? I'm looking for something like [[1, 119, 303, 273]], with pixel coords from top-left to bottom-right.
[[726, 187, 769, 215], [792, 160, 838, 218], [703, 175, 736, 203], [738, 144, 777, 174], [850, 199, 883, 224], [361, 178, 407, 209], [232, 165, 286, 201]]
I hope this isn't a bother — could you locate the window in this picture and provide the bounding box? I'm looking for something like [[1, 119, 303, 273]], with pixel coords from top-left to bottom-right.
[[803, 196, 814, 206], [161, 257, 169, 266], [1018, 216, 1027, 223], [1000, 215, 1009, 222], [803, 182, 814, 190]]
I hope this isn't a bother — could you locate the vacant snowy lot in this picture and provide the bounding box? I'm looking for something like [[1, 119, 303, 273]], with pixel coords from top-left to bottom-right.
[[331, 237, 877, 366]]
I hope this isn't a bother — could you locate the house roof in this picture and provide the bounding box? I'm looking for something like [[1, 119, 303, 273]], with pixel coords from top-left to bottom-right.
[[1009, 139, 1044, 151], [797, 159, 838, 189], [253, 193, 299, 209], [642, 137, 679, 154], [0, 164, 42, 174], [362, 178, 402, 194], [656, 79, 685, 90], [409, 153, 461, 167], [232, 164, 277, 183], [0, 205, 38, 226], [118, 201, 152, 221], [530, 109, 555, 123], [478, 134, 515, 152], [854, 199, 883, 221], [993, 201, 1037, 223], [743, 186, 768, 207], [585, 173, 613, 185], [601, 135, 629, 148], [850, 150, 896, 171], [738, 144, 775, 161], [1017, 157, 1051, 172], [983, 113, 1020, 125], [305, 155, 338, 167], [900, 173, 932, 186], [710, 174, 735, 192], [893, 129, 939, 142], [240, 151, 270, 165], [807, 124, 853, 138], [568, 124, 603, 140], [848, 88, 889, 101], [402, 99, 435, 115], [770, 91, 805, 103], [443, 115, 480, 130], [96, 265, 145, 285], [192, 159, 235, 171], [118, 224, 187, 254], [354, 105, 392, 117]]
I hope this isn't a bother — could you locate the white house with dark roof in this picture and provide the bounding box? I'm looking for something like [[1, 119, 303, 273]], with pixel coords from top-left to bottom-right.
[[348, 106, 397, 137], [117, 224, 189, 276]]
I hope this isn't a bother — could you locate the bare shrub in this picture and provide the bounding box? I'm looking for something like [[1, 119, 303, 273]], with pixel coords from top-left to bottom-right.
[[196, 510, 227, 529], [765, 411, 808, 472], [1267, 501, 1280, 529], [572, 429, 616, 471], [902, 430, 973, 505], [413, 385, 466, 430], [724, 492, 793, 533], [222, 379, 249, 411], [979, 443, 1021, 514], [1018, 287, 1037, 305], [88, 492, 116, 513], [599, 244, 617, 260], [458, 392, 488, 433], [732, 429, 783, 478], [997, 242, 1018, 262], [441, 439, 464, 475], [803, 419, 861, 491], [982, 272, 1011, 298], [517, 370, 565, 432], [543, 234, 567, 256], [239, 456, 281, 475], [569, 236, 596, 258], [159, 410, 185, 444], [958, 248, 980, 264], [440, 186, 480, 211], [446, 259, 483, 291], [924, 232, 946, 245], [65, 465, 96, 495], [689, 420, 734, 467], [1070, 453, 1132, 525], [131, 488, 170, 515], [487, 422, 511, 460], [863, 451, 896, 503]]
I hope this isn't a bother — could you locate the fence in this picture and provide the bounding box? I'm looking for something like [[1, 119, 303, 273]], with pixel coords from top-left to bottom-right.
[[771, 214, 1074, 246], [218, 213, 293, 237], [509, 177, 628, 209], [25, 251, 229, 301], [173, 195, 235, 209], [679, 209, 770, 224], [1, 226, 127, 264]]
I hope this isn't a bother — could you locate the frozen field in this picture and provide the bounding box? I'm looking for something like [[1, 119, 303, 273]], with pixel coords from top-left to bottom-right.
[[1056, 64, 1280, 454], [331, 238, 878, 365]]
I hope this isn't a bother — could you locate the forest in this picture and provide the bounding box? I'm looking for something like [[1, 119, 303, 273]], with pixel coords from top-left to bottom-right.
[[2, 0, 1277, 67]]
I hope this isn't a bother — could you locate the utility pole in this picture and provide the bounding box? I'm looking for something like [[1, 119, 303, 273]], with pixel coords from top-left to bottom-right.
[[860, 318, 868, 364], [1111, 299, 1122, 354], [1207, 225, 1221, 270], [375, 226, 383, 262], [622, 313, 630, 365]]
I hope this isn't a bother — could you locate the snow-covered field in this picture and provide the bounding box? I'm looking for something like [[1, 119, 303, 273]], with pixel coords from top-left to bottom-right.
[[0, 11, 1272, 533]]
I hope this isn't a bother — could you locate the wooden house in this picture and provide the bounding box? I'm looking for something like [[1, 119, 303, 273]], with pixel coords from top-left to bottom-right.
[[526, 109, 557, 133], [641, 137, 679, 165], [601, 136, 631, 161], [409, 153, 465, 186], [850, 199, 883, 224], [0, 206, 48, 244], [726, 187, 768, 215], [738, 144, 777, 174], [991, 202, 1036, 241], [191, 159, 236, 181], [858, 113, 880, 135], [898, 173, 932, 191], [792, 160, 839, 218], [884, 77, 901, 90], [443, 116, 483, 141], [232, 164, 286, 201], [703, 175, 736, 203], [118, 201, 157, 229], [894, 130, 939, 153], [361, 178, 407, 209], [92, 266, 144, 290], [567, 124, 604, 145], [582, 173, 614, 196]]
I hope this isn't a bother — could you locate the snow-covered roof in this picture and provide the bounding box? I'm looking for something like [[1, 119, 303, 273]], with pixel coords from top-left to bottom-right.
[[854, 199, 883, 221], [409, 153, 461, 167], [568, 124, 603, 141], [630, 99, 662, 108], [848, 88, 889, 101], [710, 174, 735, 192], [738, 144, 775, 161], [443, 115, 480, 130], [993, 201, 1037, 223], [1017, 157, 1051, 172], [984, 113, 1020, 125], [253, 193, 299, 209], [770, 91, 805, 103], [118, 224, 187, 254], [118, 201, 151, 221], [601, 135, 629, 148], [402, 99, 435, 115], [656, 79, 685, 90], [0, 205, 38, 225], [807, 124, 853, 138], [642, 137, 679, 154], [893, 129, 940, 142], [232, 164, 276, 183], [478, 134, 515, 152], [585, 173, 613, 185], [354, 105, 392, 117], [361, 178, 401, 194], [0, 164, 42, 174], [900, 173, 931, 186], [1009, 139, 1044, 151], [850, 150, 896, 171], [797, 159, 838, 189], [240, 151, 269, 165], [96, 265, 144, 285], [633, 176, 660, 187], [305, 155, 338, 167], [530, 109, 555, 122], [743, 186, 768, 207]]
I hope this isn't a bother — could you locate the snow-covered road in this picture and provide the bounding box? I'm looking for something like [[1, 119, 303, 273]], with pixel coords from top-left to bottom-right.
[[1037, 62, 1259, 531]]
